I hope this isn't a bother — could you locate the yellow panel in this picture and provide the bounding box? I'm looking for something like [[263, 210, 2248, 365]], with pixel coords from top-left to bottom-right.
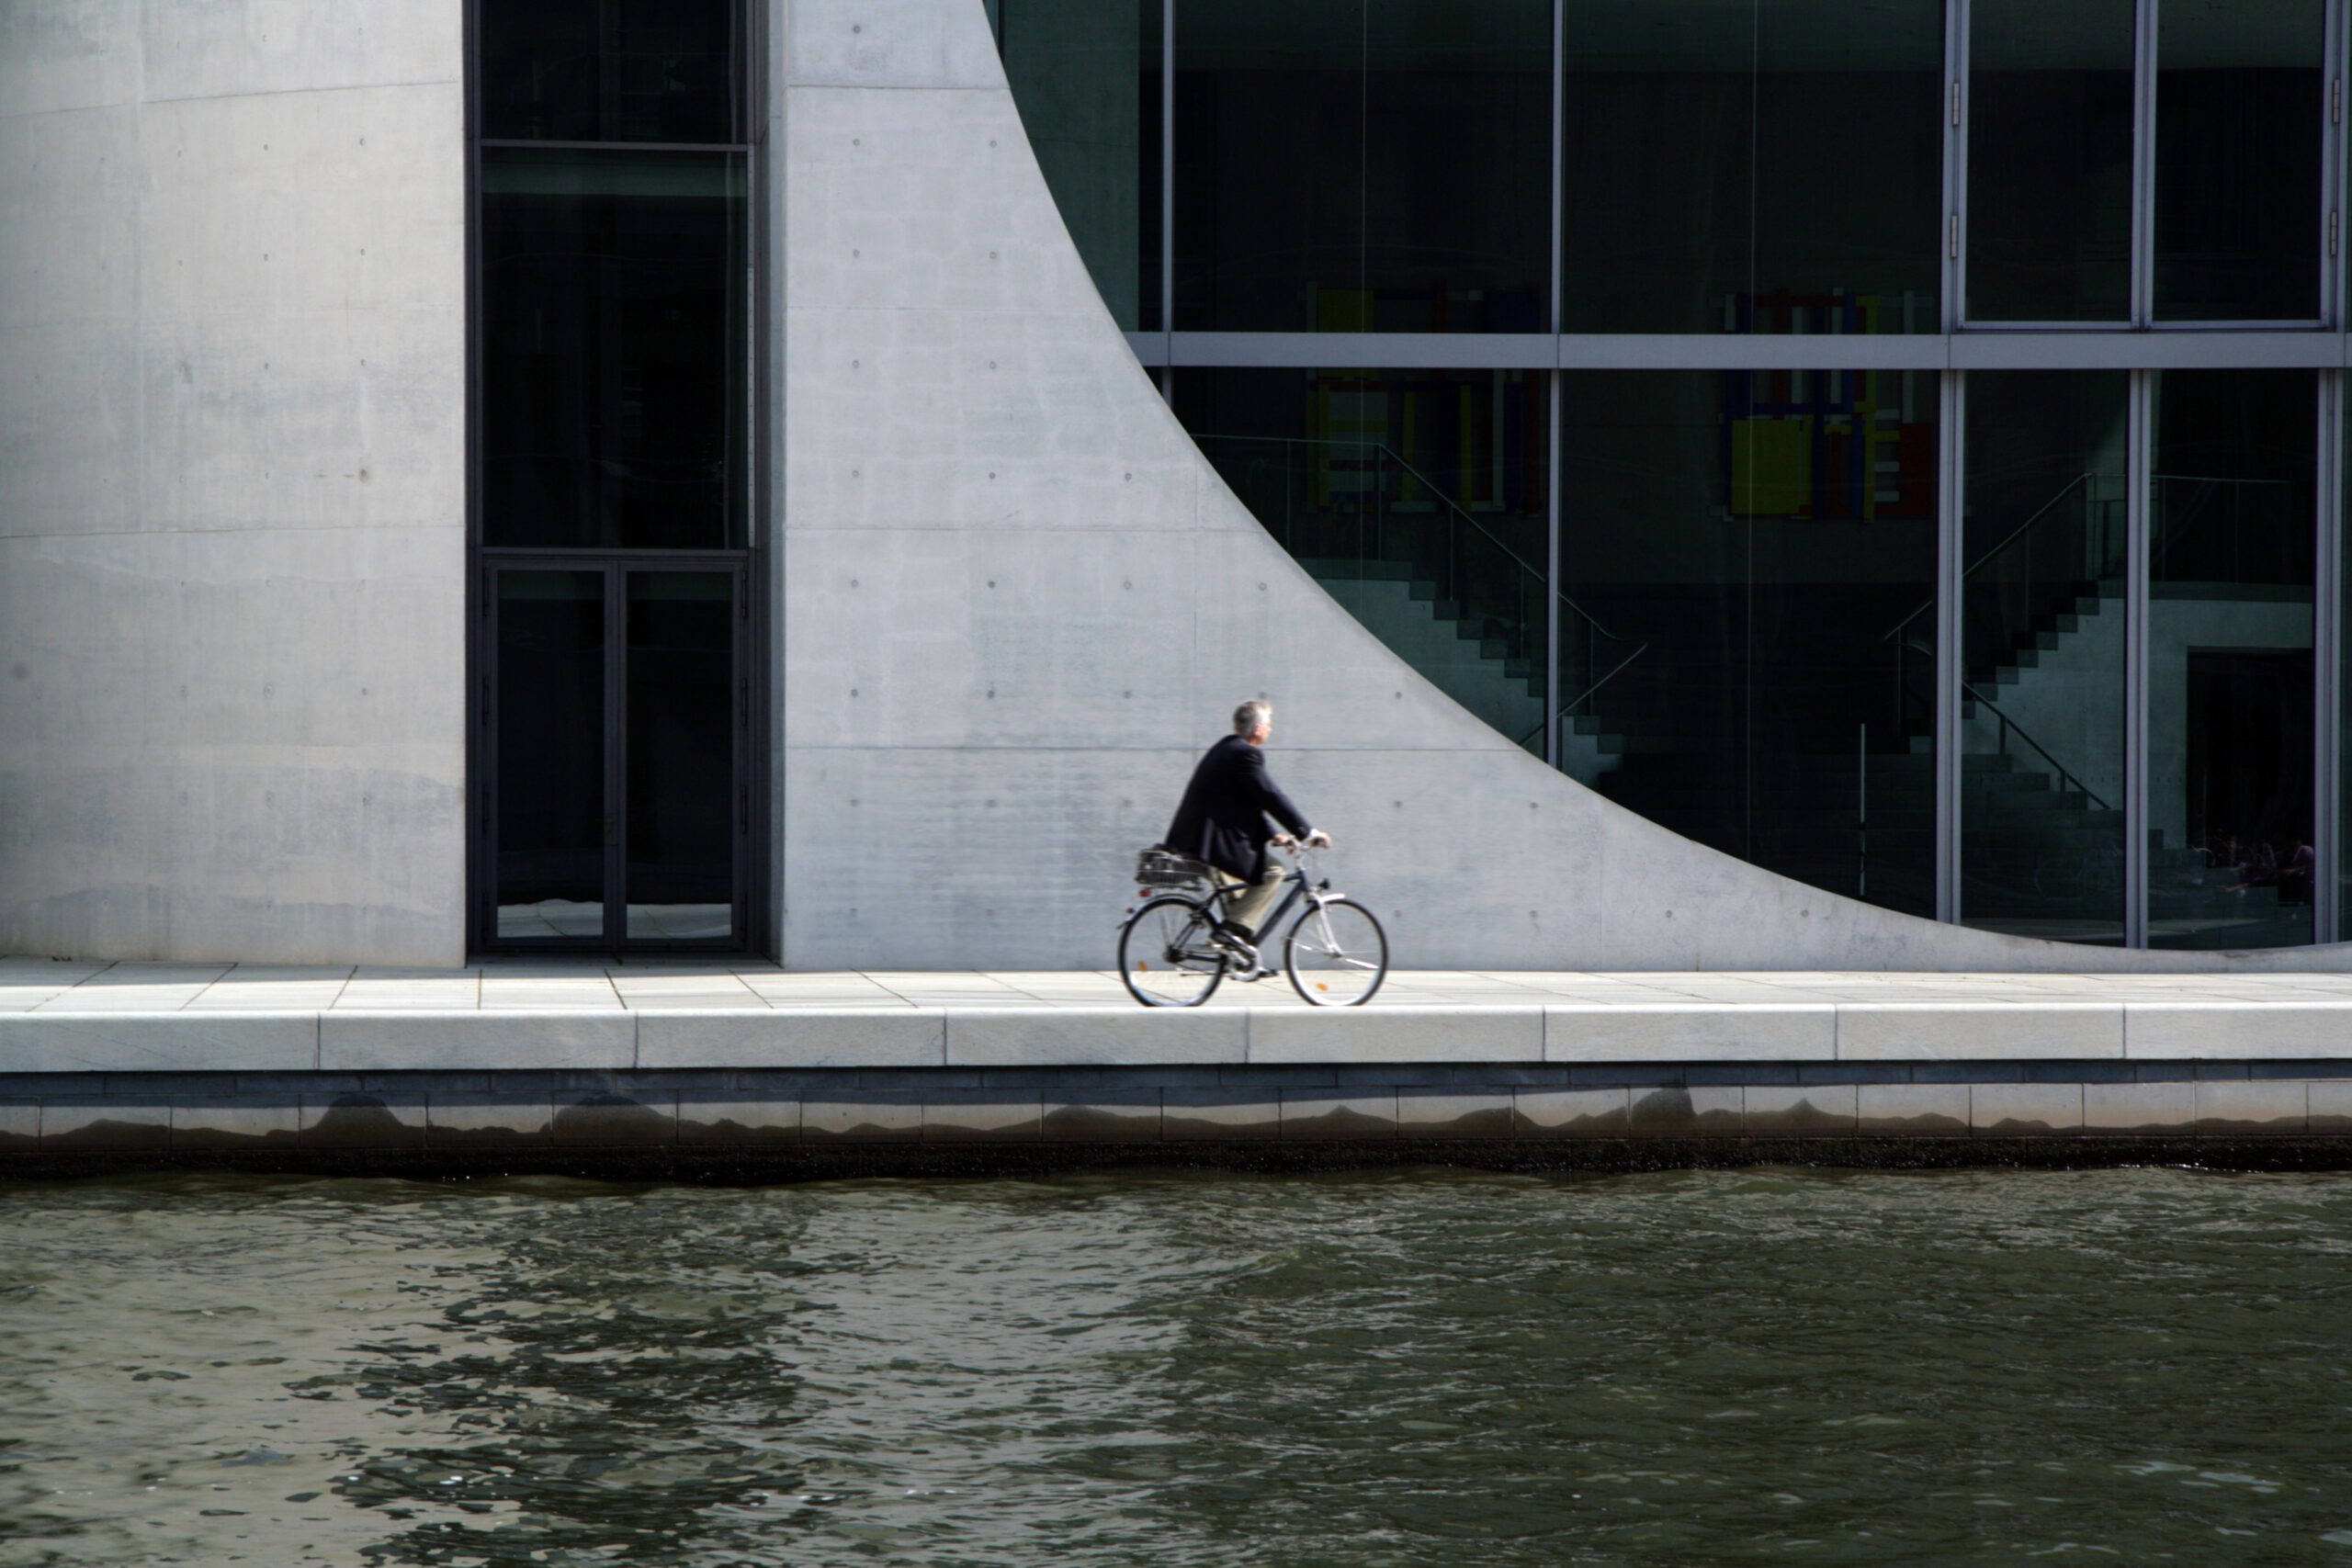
[[1317, 289, 1373, 333], [1730, 418, 1810, 515]]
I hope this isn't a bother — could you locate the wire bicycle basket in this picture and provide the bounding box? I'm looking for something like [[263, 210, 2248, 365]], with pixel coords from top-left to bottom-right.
[[1134, 845, 1209, 890]]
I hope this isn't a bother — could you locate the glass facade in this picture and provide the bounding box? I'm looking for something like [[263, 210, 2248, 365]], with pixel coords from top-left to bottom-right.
[[1560, 0, 1945, 335], [2154, 0, 2326, 321], [1007, 0, 2351, 951], [481, 150, 747, 550], [2147, 369, 2318, 946], [1960, 371, 2129, 941], [1965, 0, 2134, 321], [1556, 370, 1939, 915], [472, 0, 752, 950], [1176, 367, 1551, 744], [1170, 0, 1552, 334], [493, 570, 609, 936], [995, 0, 1163, 331], [481, 0, 745, 143]]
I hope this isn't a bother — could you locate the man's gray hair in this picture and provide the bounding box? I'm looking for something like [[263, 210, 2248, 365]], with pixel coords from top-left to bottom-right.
[[1232, 699, 1272, 735]]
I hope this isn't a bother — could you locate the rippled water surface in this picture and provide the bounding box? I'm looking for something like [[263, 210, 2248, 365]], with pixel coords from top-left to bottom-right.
[[3, 1168, 2349, 1565]]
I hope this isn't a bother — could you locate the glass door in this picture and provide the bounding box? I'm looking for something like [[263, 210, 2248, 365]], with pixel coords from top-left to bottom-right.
[[488, 561, 745, 948]]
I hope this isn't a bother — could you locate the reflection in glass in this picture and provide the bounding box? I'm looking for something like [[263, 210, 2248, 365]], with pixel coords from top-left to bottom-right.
[[1174, 367, 1548, 748], [497, 572, 607, 940], [1960, 372, 2129, 942], [1965, 0, 2132, 321], [481, 150, 747, 549], [2154, 0, 2324, 321], [1556, 370, 1939, 912], [1558, 0, 1942, 334], [1172, 0, 1551, 333], [2149, 370, 2315, 947], [481, 0, 741, 144], [999, 0, 1162, 332], [626, 574, 736, 941]]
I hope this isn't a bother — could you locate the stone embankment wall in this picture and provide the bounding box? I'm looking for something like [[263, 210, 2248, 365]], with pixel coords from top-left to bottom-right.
[[5, 1061, 2346, 1177]]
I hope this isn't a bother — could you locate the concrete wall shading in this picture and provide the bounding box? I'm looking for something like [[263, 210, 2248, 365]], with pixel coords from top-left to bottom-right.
[[774, 0, 2352, 972], [6, 0, 2348, 973], [0, 0, 468, 964]]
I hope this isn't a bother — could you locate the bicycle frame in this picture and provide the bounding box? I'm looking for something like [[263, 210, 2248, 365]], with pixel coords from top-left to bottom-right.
[[1122, 842, 1384, 1007], [1201, 847, 1332, 942]]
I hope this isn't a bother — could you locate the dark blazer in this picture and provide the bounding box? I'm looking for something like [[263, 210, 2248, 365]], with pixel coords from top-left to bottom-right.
[[1163, 734, 1313, 882]]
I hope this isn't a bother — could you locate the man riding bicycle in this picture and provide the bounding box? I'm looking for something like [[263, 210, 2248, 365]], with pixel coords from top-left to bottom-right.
[[1161, 701, 1331, 967]]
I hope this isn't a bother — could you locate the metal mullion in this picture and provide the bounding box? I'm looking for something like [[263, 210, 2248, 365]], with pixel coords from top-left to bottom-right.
[[754, 0, 778, 958], [1936, 368, 1964, 923], [1546, 0, 1563, 768], [1159, 0, 1175, 400], [2132, 0, 2159, 326], [1945, 0, 1968, 333], [1545, 371, 1562, 769], [2125, 370, 2154, 946], [464, 0, 487, 950], [478, 564, 498, 949], [734, 564, 751, 951], [2324, 0, 2342, 329], [2324, 0, 2345, 330], [597, 0, 620, 139], [2316, 371, 2342, 943], [1152, 329, 2352, 372], [477, 139, 753, 153], [605, 563, 627, 946]]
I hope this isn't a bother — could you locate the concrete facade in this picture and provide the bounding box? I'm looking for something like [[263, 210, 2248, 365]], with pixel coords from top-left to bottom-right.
[[772, 0, 2352, 972], [0, 0, 468, 965], [3, 0, 2349, 973]]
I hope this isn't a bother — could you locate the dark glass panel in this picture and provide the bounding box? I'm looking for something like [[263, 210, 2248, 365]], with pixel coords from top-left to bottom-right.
[[1175, 367, 1549, 749], [1965, 0, 2133, 321], [1559, 0, 1943, 335], [2154, 0, 2324, 321], [481, 150, 746, 549], [2149, 369, 2316, 947], [496, 570, 607, 939], [1000, 0, 1161, 332], [1173, 0, 1551, 333], [1555, 369, 1939, 913], [626, 573, 736, 941], [481, 0, 741, 144], [1960, 372, 2129, 942]]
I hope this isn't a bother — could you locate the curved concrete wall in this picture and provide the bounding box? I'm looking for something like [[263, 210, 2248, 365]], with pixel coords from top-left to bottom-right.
[[776, 0, 2352, 973], [0, 1, 467, 964]]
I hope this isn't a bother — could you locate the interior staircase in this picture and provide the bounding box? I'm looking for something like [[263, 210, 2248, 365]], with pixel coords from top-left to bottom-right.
[[1301, 558, 1625, 783], [1234, 439, 2306, 944]]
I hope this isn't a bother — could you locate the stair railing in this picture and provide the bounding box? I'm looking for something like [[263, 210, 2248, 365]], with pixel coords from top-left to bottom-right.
[[1962, 682, 2111, 812], [2150, 474, 2295, 585], [1521, 595, 1649, 750], [1882, 471, 2113, 650], [1189, 433, 1647, 754], [1881, 470, 2122, 743]]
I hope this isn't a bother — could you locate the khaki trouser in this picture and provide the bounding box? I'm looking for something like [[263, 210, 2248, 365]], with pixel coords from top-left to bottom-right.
[[1213, 860, 1287, 940]]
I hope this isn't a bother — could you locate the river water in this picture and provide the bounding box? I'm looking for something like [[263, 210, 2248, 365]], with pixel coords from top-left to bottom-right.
[[1, 1167, 2347, 1566]]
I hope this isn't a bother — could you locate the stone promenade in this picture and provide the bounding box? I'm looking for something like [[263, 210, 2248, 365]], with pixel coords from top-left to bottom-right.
[[1, 958, 2347, 1162]]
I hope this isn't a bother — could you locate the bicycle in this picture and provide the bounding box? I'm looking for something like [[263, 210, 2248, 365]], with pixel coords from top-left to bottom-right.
[[1117, 841, 1388, 1008]]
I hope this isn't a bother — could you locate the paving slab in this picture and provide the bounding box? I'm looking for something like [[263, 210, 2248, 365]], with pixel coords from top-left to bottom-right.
[[6, 961, 2352, 1075]]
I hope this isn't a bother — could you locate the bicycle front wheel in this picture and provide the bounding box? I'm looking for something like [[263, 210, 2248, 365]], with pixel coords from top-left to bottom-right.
[[1284, 897, 1387, 1006], [1119, 896, 1227, 1007]]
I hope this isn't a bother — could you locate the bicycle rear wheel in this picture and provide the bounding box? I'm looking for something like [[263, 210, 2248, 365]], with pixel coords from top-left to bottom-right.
[[1119, 896, 1227, 1007], [1283, 897, 1387, 1006]]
